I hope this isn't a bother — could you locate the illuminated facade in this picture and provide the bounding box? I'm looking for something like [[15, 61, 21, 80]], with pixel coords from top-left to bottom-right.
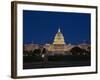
[[44, 28, 73, 54], [24, 28, 90, 55], [24, 44, 39, 52]]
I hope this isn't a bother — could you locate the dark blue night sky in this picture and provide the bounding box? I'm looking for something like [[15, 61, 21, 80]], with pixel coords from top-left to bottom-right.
[[23, 10, 91, 45]]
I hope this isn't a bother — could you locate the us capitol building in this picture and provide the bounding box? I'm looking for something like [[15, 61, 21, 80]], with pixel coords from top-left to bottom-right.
[[24, 28, 90, 55]]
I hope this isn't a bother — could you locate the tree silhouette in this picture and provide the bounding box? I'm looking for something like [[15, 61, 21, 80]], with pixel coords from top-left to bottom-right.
[[33, 49, 41, 56], [70, 47, 83, 56], [41, 48, 46, 54], [23, 50, 29, 56], [24, 50, 34, 56]]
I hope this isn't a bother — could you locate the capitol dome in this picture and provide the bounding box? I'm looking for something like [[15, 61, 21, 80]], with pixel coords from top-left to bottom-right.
[[53, 28, 66, 44]]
